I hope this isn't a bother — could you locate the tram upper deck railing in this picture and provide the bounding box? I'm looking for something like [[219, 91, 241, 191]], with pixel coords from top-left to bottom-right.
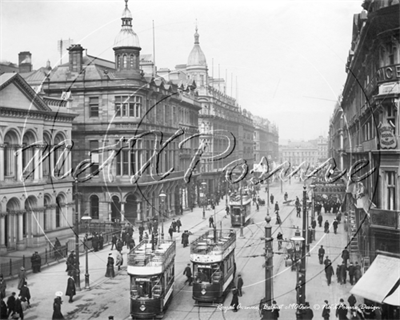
[[229, 193, 252, 206], [190, 230, 236, 256], [128, 239, 176, 269]]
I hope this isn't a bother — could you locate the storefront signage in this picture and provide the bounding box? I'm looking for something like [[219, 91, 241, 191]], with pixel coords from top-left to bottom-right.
[[378, 119, 397, 149], [377, 64, 400, 83], [378, 82, 400, 95]]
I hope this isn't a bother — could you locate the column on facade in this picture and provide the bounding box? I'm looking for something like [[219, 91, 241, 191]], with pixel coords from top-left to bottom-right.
[[136, 200, 142, 222], [0, 145, 4, 181], [0, 215, 5, 248], [108, 201, 112, 221], [17, 213, 23, 243], [16, 148, 23, 181], [120, 201, 125, 222], [34, 147, 40, 181]]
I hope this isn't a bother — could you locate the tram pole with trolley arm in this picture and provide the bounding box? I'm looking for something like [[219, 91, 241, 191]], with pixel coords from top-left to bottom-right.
[[259, 214, 274, 319], [239, 181, 244, 238]]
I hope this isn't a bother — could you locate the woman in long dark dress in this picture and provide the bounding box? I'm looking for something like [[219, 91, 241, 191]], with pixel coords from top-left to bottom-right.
[[105, 254, 115, 278], [52, 296, 64, 320]]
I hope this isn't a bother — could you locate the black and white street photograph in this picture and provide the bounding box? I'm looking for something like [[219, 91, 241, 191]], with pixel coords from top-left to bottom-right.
[[0, 0, 399, 319]]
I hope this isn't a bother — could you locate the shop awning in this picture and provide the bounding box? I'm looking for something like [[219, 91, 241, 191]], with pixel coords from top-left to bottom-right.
[[383, 284, 400, 306], [350, 255, 400, 303]]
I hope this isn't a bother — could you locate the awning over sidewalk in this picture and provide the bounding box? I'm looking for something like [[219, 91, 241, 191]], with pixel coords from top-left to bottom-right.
[[350, 255, 400, 303], [383, 284, 400, 306]]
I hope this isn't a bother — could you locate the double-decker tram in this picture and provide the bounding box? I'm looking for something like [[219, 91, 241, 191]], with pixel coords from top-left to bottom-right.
[[190, 230, 236, 306], [128, 239, 176, 319], [229, 194, 252, 227]]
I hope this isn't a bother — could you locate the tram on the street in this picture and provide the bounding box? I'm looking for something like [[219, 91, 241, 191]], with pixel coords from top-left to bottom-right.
[[127, 239, 176, 319], [190, 230, 236, 305], [229, 194, 252, 227]]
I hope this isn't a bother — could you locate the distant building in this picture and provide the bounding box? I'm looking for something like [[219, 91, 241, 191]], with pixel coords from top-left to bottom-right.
[[253, 116, 279, 164], [0, 73, 76, 253]]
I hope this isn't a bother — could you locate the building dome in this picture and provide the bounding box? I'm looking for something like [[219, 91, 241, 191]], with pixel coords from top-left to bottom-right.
[[187, 27, 207, 67], [113, 0, 140, 48], [114, 27, 140, 48]]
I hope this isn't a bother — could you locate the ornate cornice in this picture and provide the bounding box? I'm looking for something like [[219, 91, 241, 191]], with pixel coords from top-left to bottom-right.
[[0, 107, 75, 123]]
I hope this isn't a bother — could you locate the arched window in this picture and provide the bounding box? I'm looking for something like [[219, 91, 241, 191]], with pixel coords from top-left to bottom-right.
[[90, 195, 99, 219], [53, 134, 67, 176], [4, 131, 18, 177], [123, 55, 128, 68], [56, 196, 63, 228]]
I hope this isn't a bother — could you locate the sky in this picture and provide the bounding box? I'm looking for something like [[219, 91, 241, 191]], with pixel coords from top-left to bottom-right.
[[0, 0, 363, 141]]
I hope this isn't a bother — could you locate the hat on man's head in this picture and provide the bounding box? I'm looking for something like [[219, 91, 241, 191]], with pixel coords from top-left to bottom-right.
[[324, 300, 328, 304], [20, 267, 25, 271], [55, 291, 63, 297]]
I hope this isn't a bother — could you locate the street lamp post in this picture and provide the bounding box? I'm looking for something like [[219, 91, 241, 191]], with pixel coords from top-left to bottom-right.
[[81, 212, 92, 289], [73, 179, 81, 291], [201, 181, 207, 220], [291, 227, 305, 319], [159, 191, 166, 240], [259, 214, 274, 319], [239, 181, 244, 238]]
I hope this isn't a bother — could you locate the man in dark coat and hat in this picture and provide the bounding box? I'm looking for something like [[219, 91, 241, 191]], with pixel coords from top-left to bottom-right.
[[325, 262, 334, 286], [335, 298, 348, 320], [14, 296, 23, 320], [341, 248, 350, 266], [348, 262, 356, 285], [317, 214, 323, 227], [183, 264, 192, 286], [322, 300, 330, 319], [105, 253, 115, 278], [324, 220, 330, 233], [333, 219, 338, 234], [7, 292, 16, 318], [19, 282, 31, 307], [237, 274, 244, 297], [65, 276, 76, 303], [318, 246, 325, 265], [230, 287, 239, 312]]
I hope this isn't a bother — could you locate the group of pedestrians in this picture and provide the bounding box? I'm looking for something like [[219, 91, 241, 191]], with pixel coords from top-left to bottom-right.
[[168, 218, 182, 239]]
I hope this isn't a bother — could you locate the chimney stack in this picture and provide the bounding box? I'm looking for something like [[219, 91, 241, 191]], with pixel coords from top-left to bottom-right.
[[67, 44, 84, 73], [18, 51, 32, 73]]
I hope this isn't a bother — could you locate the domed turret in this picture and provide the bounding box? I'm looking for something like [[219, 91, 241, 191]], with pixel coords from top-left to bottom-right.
[[113, 0, 140, 48], [187, 27, 207, 67], [113, 0, 141, 78]]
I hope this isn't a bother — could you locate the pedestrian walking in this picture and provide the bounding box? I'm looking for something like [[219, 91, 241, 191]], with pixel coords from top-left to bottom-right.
[[209, 215, 214, 228], [274, 201, 279, 214], [225, 205, 230, 217], [176, 218, 182, 232], [183, 264, 192, 286], [116, 251, 123, 271], [354, 262, 362, 284], [275, 213, 282, 225], [1, 298, 7, 320], [336, 265, 342, 284], [30, 252, 41, 273], [270, 194, 274, 205], [99, 233, 104, 250], [302, 301, 314, 319], [341, 248, 350, 266], [340, 262, 347, 284], [92, 233, 99, 252], [347, 262, 355, 285], [318, 214, 323, 227], [256, 201, 259, 211], [237, 274, 243, 296], [324, 220, 330, 233], [168, 225, 174, 240], [111, 234, 117, 250], [336, 299, 348, 320], [7, 292, 16, 318], [17, 268, 27, 291], [296, 206, 301, 217], [0, 275, 6, 300], [52, 293, 64, 320], [171, 219, 177, 232], [116, 238, 123, 253], [272, 300, 280, 319], [348, 294, 356, 307], [277, 232, 283, 250], [181, 231, 189, 248], [324, 256, 331, 267], [322, 300, 330, 320], [14, 296, 23, 320], [333, 219, 338, 234], [65, 276, 76, 303], [19, 282, 31, 308], [65, 252, 75, 276], [230, 287, 239, 312], [318, 245, 325, 264], [325, 262, 334, 286], [284, 192, 288, 202], [105, 253, 115, 278]]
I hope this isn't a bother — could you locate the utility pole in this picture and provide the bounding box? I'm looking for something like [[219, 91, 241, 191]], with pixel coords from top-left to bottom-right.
[[239, 180, 244, 238], [259, 214, 274, 319], [74, 179, 81, 291], [300, 186, 307, 302]]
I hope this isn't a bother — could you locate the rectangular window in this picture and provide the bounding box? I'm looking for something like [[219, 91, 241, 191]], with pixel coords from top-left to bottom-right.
[[89, 97, 99, 118], [122, 150, 129, 175], [114, 96, 142, 117], [386, 171, 396, 210], [89, 140, 99, 175], [387, 104, 397, 135]]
